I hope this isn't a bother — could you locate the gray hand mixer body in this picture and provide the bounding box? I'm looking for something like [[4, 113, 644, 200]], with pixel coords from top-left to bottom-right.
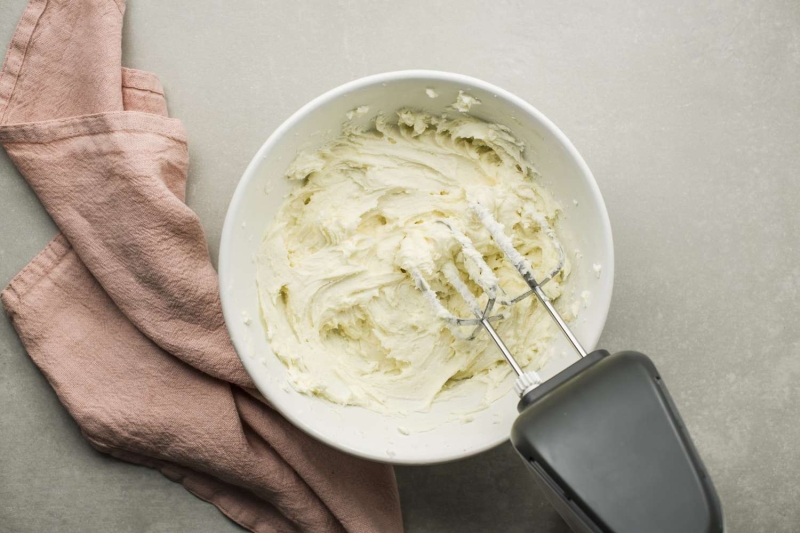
[[411, 206, 723, 533], [512, 350, 723, 533]]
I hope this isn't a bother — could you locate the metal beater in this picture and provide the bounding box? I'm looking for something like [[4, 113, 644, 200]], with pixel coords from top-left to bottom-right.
[[409, 202, 584, 396]]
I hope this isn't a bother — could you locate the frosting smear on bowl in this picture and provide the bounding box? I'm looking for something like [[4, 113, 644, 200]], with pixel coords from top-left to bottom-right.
[[256, 111, 572, 414]]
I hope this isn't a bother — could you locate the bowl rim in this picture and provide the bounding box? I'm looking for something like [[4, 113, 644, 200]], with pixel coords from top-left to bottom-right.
[[219, 69, 615, 464]]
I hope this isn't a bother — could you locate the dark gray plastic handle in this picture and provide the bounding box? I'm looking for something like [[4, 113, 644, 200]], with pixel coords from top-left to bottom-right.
[[512, 350, 723, 533]]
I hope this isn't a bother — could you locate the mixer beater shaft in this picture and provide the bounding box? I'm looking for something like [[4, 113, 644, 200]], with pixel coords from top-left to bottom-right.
[[410, 203, 585, 396]]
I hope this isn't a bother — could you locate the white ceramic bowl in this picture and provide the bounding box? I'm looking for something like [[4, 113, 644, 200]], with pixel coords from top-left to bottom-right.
[[219, 70, 614, 465]]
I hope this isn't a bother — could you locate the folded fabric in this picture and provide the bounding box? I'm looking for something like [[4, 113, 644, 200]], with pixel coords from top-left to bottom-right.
[[0, 1, 402, 532]]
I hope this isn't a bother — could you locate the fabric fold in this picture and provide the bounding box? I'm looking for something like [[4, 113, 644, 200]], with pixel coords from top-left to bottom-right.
[[0, 1, 402, 532]]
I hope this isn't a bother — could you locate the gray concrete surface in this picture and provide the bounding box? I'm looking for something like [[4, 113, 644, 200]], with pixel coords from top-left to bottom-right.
[[1, 0, 799, 531]]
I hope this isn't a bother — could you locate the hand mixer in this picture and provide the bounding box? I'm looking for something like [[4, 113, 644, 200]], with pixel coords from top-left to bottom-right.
[[411, 204, 724, 533]]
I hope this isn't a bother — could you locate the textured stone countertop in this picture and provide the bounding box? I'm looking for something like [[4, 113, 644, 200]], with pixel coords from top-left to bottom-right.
[[1, 1, 798, 531]]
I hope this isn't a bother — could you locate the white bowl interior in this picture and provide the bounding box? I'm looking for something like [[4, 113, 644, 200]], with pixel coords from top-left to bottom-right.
[[219, 71, 614, 464]]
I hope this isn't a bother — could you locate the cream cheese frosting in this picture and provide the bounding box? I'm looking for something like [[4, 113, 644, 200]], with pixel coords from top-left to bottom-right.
[[256, 110, 572, 414]]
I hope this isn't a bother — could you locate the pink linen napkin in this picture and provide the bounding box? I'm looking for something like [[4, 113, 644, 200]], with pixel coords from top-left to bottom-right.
[[0, 1, 403, 532]]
